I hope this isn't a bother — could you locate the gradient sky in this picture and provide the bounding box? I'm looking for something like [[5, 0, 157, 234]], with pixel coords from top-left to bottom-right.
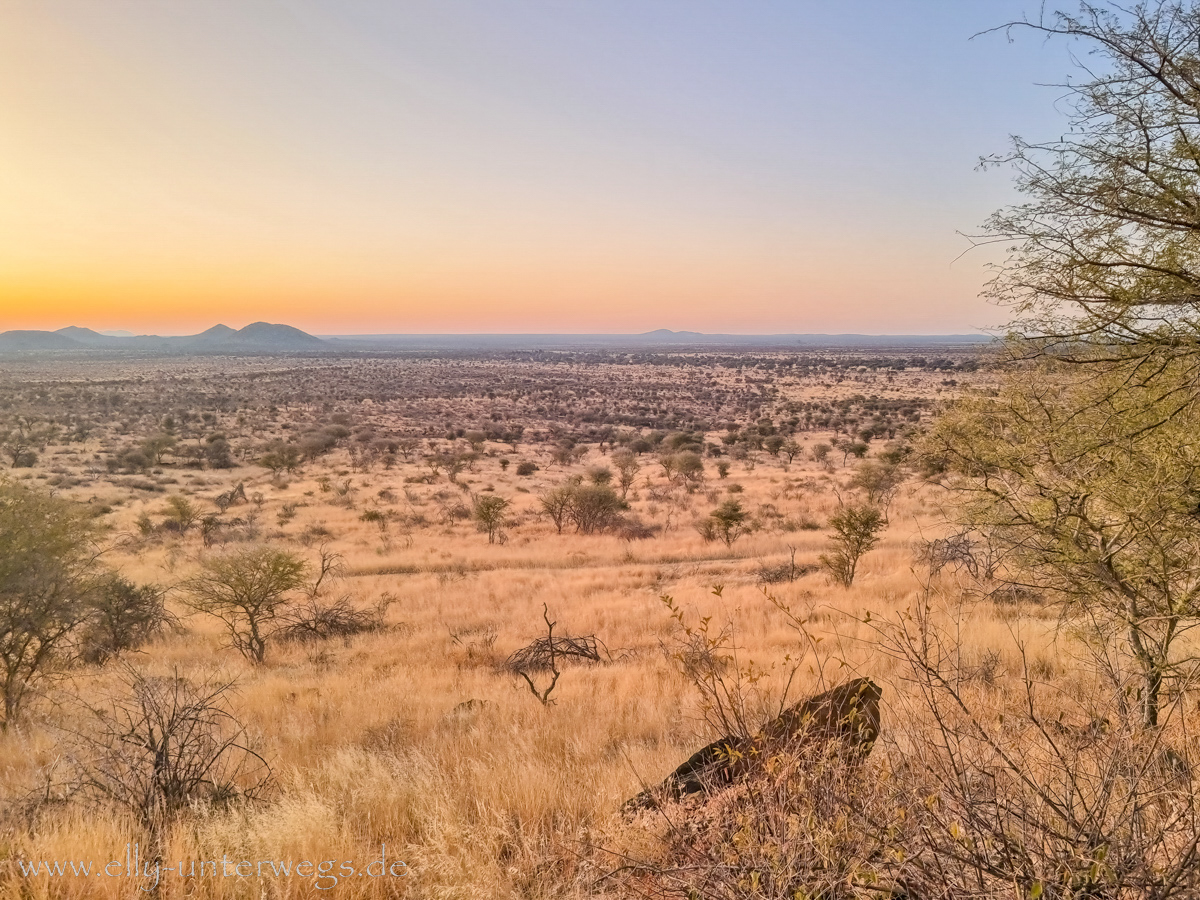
[[0, 2, 1082, 335]]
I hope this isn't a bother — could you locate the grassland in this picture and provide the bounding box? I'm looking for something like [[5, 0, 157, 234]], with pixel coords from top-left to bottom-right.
[[0, 348, 1126, 899]]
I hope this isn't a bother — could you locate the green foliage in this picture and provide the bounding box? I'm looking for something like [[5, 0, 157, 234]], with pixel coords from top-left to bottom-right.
[[610, 449, 641, 497], [182, 546, 308, 664], [140, 433, 176, 466], [472, 494, 510, 543], [359, 508, 388, 532], [0, 482, 103, 726], [927, 355, 1200, 726], [79, 576, 171, 666], [702, 499, 750, 548], [259, 443, 301, 477], [849, 460, 905, 520], [585, 465, 612, 486], [0, 419, 56, 469], [539, 481, 626, 535], [820, 503, 884, 586], [162, 494, 201, 533], [568, 483, 626, 534]]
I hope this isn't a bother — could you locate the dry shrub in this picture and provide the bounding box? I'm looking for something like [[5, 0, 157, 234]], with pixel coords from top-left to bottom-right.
[[448, 624, 499, 666], [865, 591, 1200, 899], [755, 547, 816, 585], [612, 582, 1200, 899], [61, 667, 272, 852], [277, 595, 391, 643], [609, 747, 894, 899]]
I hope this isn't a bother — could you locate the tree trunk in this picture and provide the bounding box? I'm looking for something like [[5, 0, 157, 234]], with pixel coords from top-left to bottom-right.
[[1142, 660, 1162, 729], [1129, 619, 1161, 728]]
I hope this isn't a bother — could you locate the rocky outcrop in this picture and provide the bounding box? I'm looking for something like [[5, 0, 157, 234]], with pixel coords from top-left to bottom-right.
[[624, 677, 882, 813]]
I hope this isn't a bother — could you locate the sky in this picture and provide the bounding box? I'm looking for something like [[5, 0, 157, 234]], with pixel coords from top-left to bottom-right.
[[0, 1, 1083, 335]]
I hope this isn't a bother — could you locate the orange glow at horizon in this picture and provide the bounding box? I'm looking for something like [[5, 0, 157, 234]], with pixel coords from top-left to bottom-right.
[[0, 2, 1023, 338]]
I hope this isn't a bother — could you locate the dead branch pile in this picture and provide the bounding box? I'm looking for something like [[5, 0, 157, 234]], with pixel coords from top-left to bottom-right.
[[504, 633, 607, 672]]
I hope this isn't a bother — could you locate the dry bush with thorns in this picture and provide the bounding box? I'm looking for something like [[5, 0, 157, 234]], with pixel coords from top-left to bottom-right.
[[60, 667, 271, 854]]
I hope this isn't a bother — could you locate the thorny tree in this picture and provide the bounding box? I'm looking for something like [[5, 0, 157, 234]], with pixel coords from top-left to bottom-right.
[[928, 357, 1200, 727], [182, 546, 308, 664], [943, 0, 1200, 726], [66, 667, 272, 856], [980, 1, 1200, 361], [0, 482, 105, 727]]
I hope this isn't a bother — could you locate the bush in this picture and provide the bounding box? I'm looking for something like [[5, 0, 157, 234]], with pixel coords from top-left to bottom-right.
[[79, 576, 173, 666], [182, 546, 308, 664], [65, 667, 272, 852], [277, 596, 391, 643], [471, 494, 510, 543], [703, 499, 750, 547], [0, 482, 105, 726], [820, 503, 884, 586]]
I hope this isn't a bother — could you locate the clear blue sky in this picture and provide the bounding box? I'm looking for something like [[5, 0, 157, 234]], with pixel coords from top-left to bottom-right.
[[0, 1, 1083, 333]]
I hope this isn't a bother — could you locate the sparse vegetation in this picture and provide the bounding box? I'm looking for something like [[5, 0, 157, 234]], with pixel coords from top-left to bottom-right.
[[0, 340, 1115, 900]]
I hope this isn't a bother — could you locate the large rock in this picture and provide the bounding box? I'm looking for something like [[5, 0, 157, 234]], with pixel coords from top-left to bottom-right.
[[624, 677, 882, 813]]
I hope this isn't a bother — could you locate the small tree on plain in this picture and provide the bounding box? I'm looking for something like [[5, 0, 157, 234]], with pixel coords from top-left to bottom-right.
[[568, 483, 626, 534], [472, 494, 510, 544], [162, 495, 202, 534], [706, 499, 750, 548], [259, 443, 301, 477], [820, 503, 884, 587], [539, 482, 578, 534], [673, 451, 705, 489], [79, 576, 172, 666], [182, 546, 307, 664], [611, 449, 641, 498], [848, 460, 905, 522]]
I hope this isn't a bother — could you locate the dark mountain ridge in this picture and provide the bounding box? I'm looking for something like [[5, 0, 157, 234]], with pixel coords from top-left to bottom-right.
[[0, 322, 324, 353], [0, 323, 992, 355]]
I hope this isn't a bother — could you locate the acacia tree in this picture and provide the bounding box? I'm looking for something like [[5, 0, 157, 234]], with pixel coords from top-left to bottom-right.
[[611, 449, 641, 498], [704, 499, 750, 548], [472, 494, 510, 544], [0, 482, 105, 727], [819, 503, 884, 587], [929, 357, 1200, 727], [939, 1, 1200, 727], [539, 482, 577, 534], [568, 483, 626, 534], [183, 547, 307, 664], [981, 2, 1200, 361], [849, 460, 905, 523]]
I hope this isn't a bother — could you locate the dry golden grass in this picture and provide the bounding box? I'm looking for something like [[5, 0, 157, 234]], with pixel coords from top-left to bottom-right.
[[0, 360, 1091, 899]]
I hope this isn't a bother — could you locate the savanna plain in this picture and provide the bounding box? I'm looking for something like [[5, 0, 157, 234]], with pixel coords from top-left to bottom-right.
[[0, 347, 1181, 899]]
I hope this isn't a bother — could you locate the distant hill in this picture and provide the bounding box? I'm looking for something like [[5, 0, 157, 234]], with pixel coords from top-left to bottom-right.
[[0, 322, 326, 354], [0, 324, 993, 355], [228, 322, 324, 348], [0, 330, 84, 351], [55, 326, 111, 345], [191, 324, 239, 344]]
